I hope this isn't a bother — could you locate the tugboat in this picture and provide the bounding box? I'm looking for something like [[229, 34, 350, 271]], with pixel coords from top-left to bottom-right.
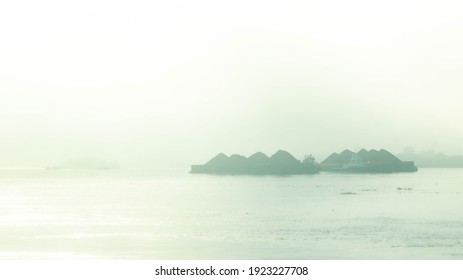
[[340, 154, 367, 172]]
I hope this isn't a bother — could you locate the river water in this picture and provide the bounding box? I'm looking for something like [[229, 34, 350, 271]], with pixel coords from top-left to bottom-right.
[[0, 168, 462, 259]]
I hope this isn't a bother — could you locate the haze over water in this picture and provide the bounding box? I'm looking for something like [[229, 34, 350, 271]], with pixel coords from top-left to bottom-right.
[[1, 168, 462, 259], [1, 0, 463, 261], [2, 0, 463, 169]]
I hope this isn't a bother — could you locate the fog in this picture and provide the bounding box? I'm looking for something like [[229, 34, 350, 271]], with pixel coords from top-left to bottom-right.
[[1, 0, 463, 169]]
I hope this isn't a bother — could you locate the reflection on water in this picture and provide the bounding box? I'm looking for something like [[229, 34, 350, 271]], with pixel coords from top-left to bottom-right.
[[0, 168, 462, 259]]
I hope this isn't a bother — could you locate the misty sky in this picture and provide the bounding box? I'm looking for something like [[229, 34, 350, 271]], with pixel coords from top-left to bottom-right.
[[1, 0, 463, 168]]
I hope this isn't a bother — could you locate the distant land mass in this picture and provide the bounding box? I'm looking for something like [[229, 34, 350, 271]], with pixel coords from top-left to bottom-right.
[[320, 149, 417, 173], [47, 158, 119, 170], [190, 150, 320, 175], [399, 148, 463, 168]]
